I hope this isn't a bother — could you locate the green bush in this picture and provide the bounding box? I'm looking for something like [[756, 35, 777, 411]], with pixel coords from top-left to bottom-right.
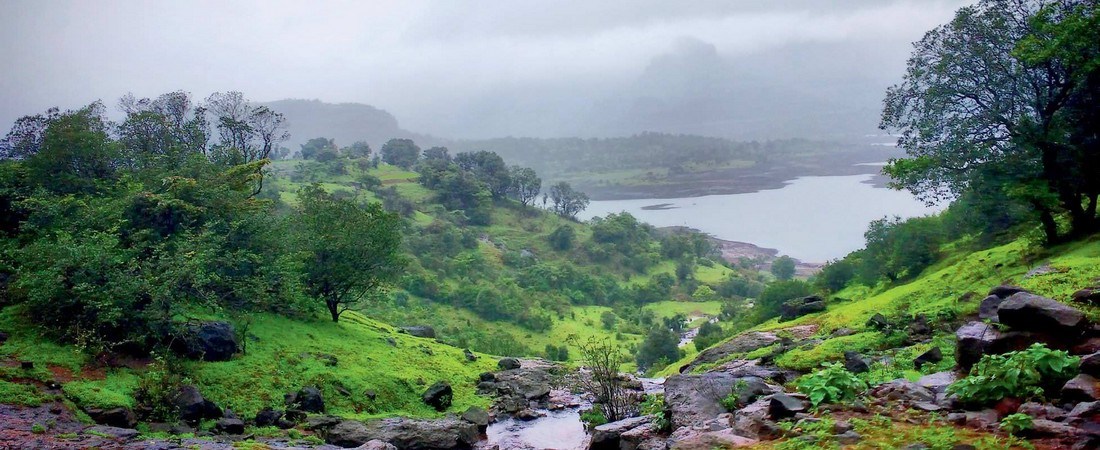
[[947, 343, 1079, 405], [999, 413, 1033, 435], [639, 394, 670, 432], [580, 409, 608, 428], [796, 362, 867, 406]]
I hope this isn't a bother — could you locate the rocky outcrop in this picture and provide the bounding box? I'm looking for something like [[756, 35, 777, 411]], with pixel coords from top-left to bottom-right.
[[174, 385, 222, 424], [85, 407, 137, 429], [174, 321, 238, 362], [422, 382, 453, 411], [399, 326, 436, 339], [997, 292, 1088, 334], [780, 296, 826, 321], [843, 351, 870, 374], [767, 394, 807, 419], [589, 416, 650, 450], [665, 372, 741, 430], [497, 357, 521, 370], [326, 418, 478, 449], [286, 386, 325, 413], [476, 360, 556, 417], [668, 427, 757, 449], [680, 332, 780, 373]]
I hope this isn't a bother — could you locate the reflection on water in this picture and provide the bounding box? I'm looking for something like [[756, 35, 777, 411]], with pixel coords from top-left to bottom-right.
[[579, 174, 944, 262], [485, 409, 589, 450]]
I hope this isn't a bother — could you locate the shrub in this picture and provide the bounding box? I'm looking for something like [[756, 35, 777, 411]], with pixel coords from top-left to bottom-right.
[[580, 409, 608, 428], [999, 413, 1033, 435], [947, 343, 1079, 405], [796, 362, 868, 406], [639, 394, 670, 432]]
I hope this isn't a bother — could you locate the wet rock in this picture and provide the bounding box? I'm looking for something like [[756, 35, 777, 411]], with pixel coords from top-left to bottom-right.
[[1030, 419, 1082, 438], [305, 415, 342, 431], [843, 351, 870, 374], [682, 332, 780, 372], [768, 394, 807, 419], [964, 410, 999, 429], [978, 295, 1004, 321], [498, 357, 521, 370], [85, 407, 137, 429], [1081, 352, 1100, 377], [731, 398, 780, 440], [175, 321, 238, 361], [916, 372, 956, 395], [460, 406, 488, 432], [620, 423, 661, 450], [399, 326, 436, 338], [913, 347, 943, 370], [515, 409, 541, 421], [590, 416, 650, 450], [668, 428, 757, 449], [478, 372, 496, 382], [175, 385, 222, 424], [728, 377, 775, 408], [355, 441, 398, 450], [866, 313, 889, 330], [780, 296, 826, 321], [1068, 401, 1100, 420], [955, 321, 1003, 371], [326, 418, 479, 449], [831, 328, 856, 338], [998, 292, 1087, 333], [84, 425, 139, 440], [254, 407, 282, 427], [907, 314, 933, 340], [665, 372, 742, 429], [870, 380, 935, 404], [286, 386, 325, 413], [463, 349, 477, 361], [835, 430, 862, 444], [1063, 374, 1100, 402], [1018, 402, 1067, 421], [1072, 288, 1100, 305], [214, 416, 245, 435], [989, 285, 1028, 298], [422, 381, 453, 411]]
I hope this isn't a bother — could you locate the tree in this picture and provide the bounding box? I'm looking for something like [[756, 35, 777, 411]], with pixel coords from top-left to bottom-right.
[[343, 141, 372, 159], [205, 91, 288, 164], [881, 0, 1100, 243], [756, 280, 812, 320], [380, 138, 420, 169], [694, 321, 724, 351], [294, 184, 405, 322], [301, 137, 339, 161], [422, 146, 451, 162], [770, 255, 796, 280], [455, 151, 511, 199], [635, 326, 680, 371], [116, 91, 208, 170], [814, 258, 856, 292], [569, 336, 635, 422], [24, 103, 119, 195], [600, 311, 617, 329], [509, 166, 541, 206], [549, 181, 590, 219], [547, 225, 575, 251]]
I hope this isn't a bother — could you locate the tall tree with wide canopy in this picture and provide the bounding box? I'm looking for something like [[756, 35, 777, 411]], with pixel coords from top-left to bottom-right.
[[881, 0, 1099, 243]]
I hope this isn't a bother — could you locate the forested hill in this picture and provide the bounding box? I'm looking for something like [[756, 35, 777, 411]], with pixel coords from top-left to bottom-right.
[[260, 99, 441, 150]]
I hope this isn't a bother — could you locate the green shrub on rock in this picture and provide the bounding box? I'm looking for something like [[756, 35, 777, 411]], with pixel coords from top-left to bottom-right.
[[796, 362, 867, 406], [947, 343, 1079, 405]]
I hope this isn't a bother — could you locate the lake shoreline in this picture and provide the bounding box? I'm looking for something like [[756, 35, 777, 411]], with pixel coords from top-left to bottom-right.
[[663, 226, 824, 276]]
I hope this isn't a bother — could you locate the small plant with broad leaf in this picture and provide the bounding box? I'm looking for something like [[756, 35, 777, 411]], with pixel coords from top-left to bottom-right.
[[639, 394, 671, 432], [796, 362, 867, 406], [948, 343, 1079, 405], [999, 413, 1033, 435]]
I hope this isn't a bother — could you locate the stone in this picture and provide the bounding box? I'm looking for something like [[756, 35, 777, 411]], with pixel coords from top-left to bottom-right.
[[780, 296, 826, 321], [964, 410, 999, 429], [84, 425, 140, 440], [1063, 374, 1100, 402], [460, 406, 489, 431], [831, 328, 856, 337], [590, 416, 650, 450], [835, 430, 862, 445], [731, 398, 779, 440], [174, 385, 222, 424], [998, 292, 1087, 333], [871, 380, 936, 404], [1081, 352, 1100, 377], [619, 423, 660, 450], [989, 285, 1029, 298], [175, 321, 238, 361], [422, 381, 453, 411], [768, 394, 807, 419], [728, 377, 775, 408], [463, 348, 477, 361], [668, 428, 757, 449], [305, 415, 342, 431], [215, 417, 245, 435], [326, 418, 479, 449], [917, 372, 957, 394], [354, 441, 398, 450], [913, 347, 943, 371], [956, 321, 1003, 371], [682, 331, 780, 372], [287, 386, 325, 413], [479, 372, 496, 382], [1018, 402, 1067, 421], [843, 351, 870, 374], [866, 313, 889, 330], [399, 326, 436, 338], [908, 314, 933, 339], [254, 408, 283, 427], [1030, 419, 1082, 438], [978, 295, 1004, 321], [665, 372, 742, 429], [1072, 288, 1100, 305], [1068, 401, 1100, 420], [0, 330, 7, 344], [515, 409, 541, 421], [86, 407, 137, 429], [498, 357, 521, 370]]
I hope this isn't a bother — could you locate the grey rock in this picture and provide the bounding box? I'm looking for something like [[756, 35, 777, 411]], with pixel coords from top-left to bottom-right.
[[843, 351, 870, 374], [174, 385, 222, 424], [955, 321, 1003, 371], [866, 313, 889, 330], [85, 425, 139, 440], [1063, 374, 1100, 402], [835, 430, 861, 445], [305, 415, 342, 431], [176, 321, 238, 361], [768, 394, 807, 419], [989, 285, 1029, 298], [917, 372, 957, 395], [978, 295, 1004, 321], [422, 381, 453, 411], [399, 326, 436, 339], [254, 407, 283, 427], [287, 386, 325, 413], [964, 410, 999, 429], [1019, 402, 1067, 421], [998, 292, 1087, 333], [780, 296, 826, 321], [731, 398, 779, 440], [460, 406, 489, 430], [327, 418, 479, 449], [1030, 418, 1082, 438], [665, 372, 741, 429], [590, 416, 650, 450], [1081, 352, 1100, 377], [681, 332, 780, 373], [913, 347, 943, 370], [498, 357, 521, 370], [354, 441, 398, 450], [214, 417, 245, 435], [870, 380, 935, 404], [463, 348, 477, 361], [1068, 401, 1100, 419], [1072, 287, 1100, 305], [85, 407, 137, 429]]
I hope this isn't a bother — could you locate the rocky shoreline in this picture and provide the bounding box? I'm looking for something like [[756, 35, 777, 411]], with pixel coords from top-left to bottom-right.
[[663, 226, 823, 275]]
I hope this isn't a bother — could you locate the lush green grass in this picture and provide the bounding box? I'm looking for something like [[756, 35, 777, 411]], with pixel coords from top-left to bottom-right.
[[0, 379, 49, 406], [642, 301, 722, 327]]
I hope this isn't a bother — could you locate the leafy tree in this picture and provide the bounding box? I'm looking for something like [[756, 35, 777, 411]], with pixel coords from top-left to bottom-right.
[[548, 181, 589, 219], [24, 103, 119, 195], [508, 165, 541, 206], [694, 321, 724, 351], [343, 141, 372, 159], [756, 280, 812, 320], [380, 138, 420, 169], [300, 137, 339, 161], [294, 184, 405, 322], [636, 326, 680, 371], [422, 146, 451, 161], [569, 336, 635, 422], [455, 151, 511, 199], [116, 91, 208, 171], [547, 225, 575, 251], [860, 216, 943, 283], [600, 311, 618, 330], [881, 0, 1100, 243], [770, 255, 796, 280], [205, 91, 288, 164], [814, 258, 856, 292]]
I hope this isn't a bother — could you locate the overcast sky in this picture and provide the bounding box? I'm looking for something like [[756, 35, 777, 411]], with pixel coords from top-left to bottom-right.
[[0, 0, 972, 140]]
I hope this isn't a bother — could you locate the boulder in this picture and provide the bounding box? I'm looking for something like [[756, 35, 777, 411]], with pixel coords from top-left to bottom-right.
[[1081, 352, 1100, 377], [843, 351, 870, 374], [498, 357, 521, 370], [619, 423, 662, 450], [1019, 402, 1068, 421], [175, 321, 238, 362], [768, 394, 807, 419], [908, 315, 933, 339], [913, 347, 943, 370], [399, 326, 436, 339], [460, 406, 489, 432], [1072, 288, 1100, 305], [287, 386, 325, 413], [955, 321, 1003, 371], [254, 408, 283, 427], [515, 409, 542, 421], [916, 372, 957, 395], [780, 296, 826, 321], [326, 418, 479, 449], [665, 372, 741, 429], [1029, 419, 1082, 438], [870, 380, 935, 404], [355, 441, 398, 450], [422, 381, 453, 411], [732, 398, 780, 440], [668, 428, 757, 449], [682, 332, 780, 372], [86, 407, 137, 429], [1063, 374, 1100, 402], [215, 416, 245, 435], [589, 416, 650, 450], [866, 313, 889, 330], [1068, 401, 1100, 420], [978, 295, 1004, 321], [463, 349, 477, 362], [728, 377, 775, 408], [997, 292, 1087, 333], [84, 425, 140, 440], [305, 415, 343, 431], [174, 385, 222, 424], [989, 285, 1029, 298], [836, 430, 862, 445]]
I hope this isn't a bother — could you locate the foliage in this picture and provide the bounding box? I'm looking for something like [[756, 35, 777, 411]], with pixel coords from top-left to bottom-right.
[[547, 225, 575, 251], [860, 215, 944, 283], [570, 336, 635, 422], [693, 321, 724, 352], [548, 181, 589, 219], [580, 409, 608, 428], [770, 255, 796, 280], [947, 343, 1079, 405], [755, 280, 812, 320], [380, 138, 420, 169], [635, 326, 680, 371], [300, 137, 339, 161], [135, 353, 190, 421], [796, 362, 868, 406], [999, 413, 1034, 435], [639, 394, 670, 432], [508, 165, 541, 206], [814, 258, 856, 292]]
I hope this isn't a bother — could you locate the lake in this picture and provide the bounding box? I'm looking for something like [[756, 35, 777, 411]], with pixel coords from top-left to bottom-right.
[[577, 174, 944, 263]]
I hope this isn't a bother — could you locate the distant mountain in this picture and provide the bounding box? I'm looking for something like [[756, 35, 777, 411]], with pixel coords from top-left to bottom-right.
[[260, 99, 442, 152]]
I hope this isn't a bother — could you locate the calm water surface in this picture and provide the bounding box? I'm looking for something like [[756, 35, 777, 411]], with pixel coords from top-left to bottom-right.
[[578, 174, 943, 262]]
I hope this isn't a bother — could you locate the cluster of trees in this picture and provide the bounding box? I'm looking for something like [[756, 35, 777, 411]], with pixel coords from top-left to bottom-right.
[[415, 147, 551, 223], [0, 92, 406, 354], [882, 0, 1099, 245]]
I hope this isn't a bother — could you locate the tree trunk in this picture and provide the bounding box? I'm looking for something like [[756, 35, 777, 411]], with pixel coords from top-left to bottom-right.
[[1037, 205, 1061, 245], [326, 299, 341, 322]]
